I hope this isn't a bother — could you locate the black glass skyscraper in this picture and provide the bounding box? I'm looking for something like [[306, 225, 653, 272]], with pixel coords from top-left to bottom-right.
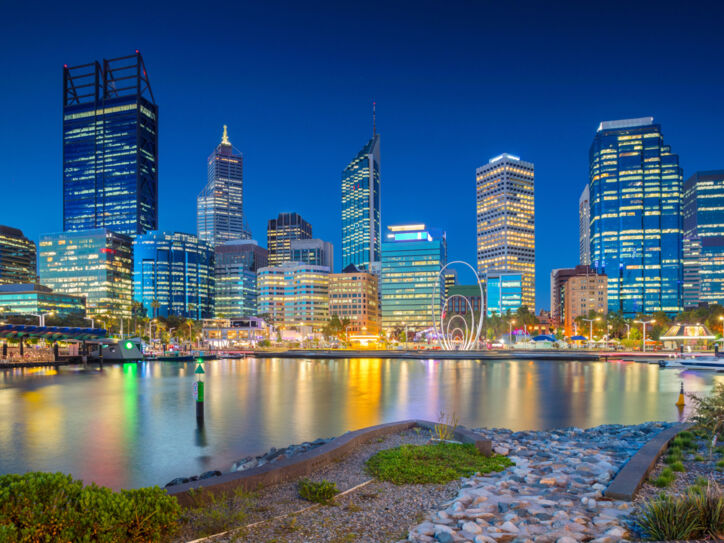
[[63, 52, 158, 236]]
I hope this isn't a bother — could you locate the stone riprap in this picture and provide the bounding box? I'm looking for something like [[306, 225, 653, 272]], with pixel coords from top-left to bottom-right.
[[406, 422, 673, 543], [230, 437, 335, 473]]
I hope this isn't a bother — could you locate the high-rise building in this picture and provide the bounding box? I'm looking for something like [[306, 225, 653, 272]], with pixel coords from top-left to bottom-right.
[[0, 225, 36, 285], [563, 273, 608, 337], [63, 52, 158, 236], [197, 126, 249, 245], [380, 224, 447, 332], [443, 270, 458, 299], [329, 264, 380, 334], [133, 232, 214, 319], [476, 153, 535, 309], [290, 239, 334, 269], [550, 265, 598, 327], [267, 213, 312, 266], [579, 184, 591, 266], [341, 130, 381, 271], [257, 262, 330, 328], [214, 240, 268, 318], [486, 273, 523, 317], [38, 229, 133, 318], [683, 170, 724, 308], [590, 117, 683, 316]]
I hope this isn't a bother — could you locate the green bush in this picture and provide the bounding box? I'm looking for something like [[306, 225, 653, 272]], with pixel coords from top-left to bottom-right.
[[180, 487, 254, 539], [636, 494, 701, 540], [652, 467, 676, 488], [689, 483, 724, 537], [0, 472, 180, 542], [297, 479, 338, 504], [671, 461, 686, 472]]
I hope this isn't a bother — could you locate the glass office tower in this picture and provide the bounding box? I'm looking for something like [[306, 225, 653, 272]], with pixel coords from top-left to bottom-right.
[[267, 213, 312, 266], [486, 273, 523, 317], [341, 133, 381, 270], [683, 170, 724, 307], [63, 52, 158, 236], [0, 225, 36, 285], [589, 117, 683, 316], [214, 239, 268, 318], [197, 126, 250, 245]]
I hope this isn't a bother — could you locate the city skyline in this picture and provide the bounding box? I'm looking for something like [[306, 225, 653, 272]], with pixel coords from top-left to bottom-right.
[[2, 2, 724, 310]]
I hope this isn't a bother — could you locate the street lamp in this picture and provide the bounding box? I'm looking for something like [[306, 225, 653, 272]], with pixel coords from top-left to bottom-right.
[[401, 321, 408, 349], [719, 315, 724, 334], [30, 312, 53, 327], [508, 319, 516, 349], [581, 317, 600, 348], [634, 319, 656, 352]]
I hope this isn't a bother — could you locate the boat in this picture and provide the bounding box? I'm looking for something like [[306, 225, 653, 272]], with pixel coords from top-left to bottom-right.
[[658, 356, 724, 370]]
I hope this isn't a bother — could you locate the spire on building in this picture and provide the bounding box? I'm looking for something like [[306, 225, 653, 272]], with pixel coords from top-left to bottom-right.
[[221, 124, 230, 145]]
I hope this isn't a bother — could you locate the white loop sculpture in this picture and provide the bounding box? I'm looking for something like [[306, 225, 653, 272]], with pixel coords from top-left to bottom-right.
[[431, 261, 484, 351]]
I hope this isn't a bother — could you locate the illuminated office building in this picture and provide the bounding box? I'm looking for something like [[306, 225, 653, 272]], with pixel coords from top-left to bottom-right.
[[267, 213, 312, 266], [63, 52, 158, 236], [579, 184, 591, 265], [341, 132, 381, 270], [590, 117, 683, 315], [257, 262, 329, 328], [329, 264, 380, 334], [197, 126, 250, 245], [563, 273, 608, 337], [0, 225, 36, 285], [214, 240, 268, 318], [290, 239, 334, 269], [443, 269, 458, 298], [380, 224, 446, 332], [0, 284, 86, 318], [446, 284, 482, 315], [133, 232, 214, 319], [683, 170, 724, 307], [476, 153, 535, 309], [38, 229, 133, 318], [486, 273, 523, 317]]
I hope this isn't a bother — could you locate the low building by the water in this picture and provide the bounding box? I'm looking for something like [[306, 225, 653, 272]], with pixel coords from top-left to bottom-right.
[[202, 317, 268, 347], [660, 323, 716, 351], [0, 283, 86, 318]]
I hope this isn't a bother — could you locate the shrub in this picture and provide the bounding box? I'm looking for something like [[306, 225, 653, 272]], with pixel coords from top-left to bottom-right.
[[636, 494, 701, 540], [432, 411, 459, 442], [0, 472, 180, 542], [652, 467, 675, 488], [689, 482, 724, 537], [180, 486, 254, 539], [671, 461, 686, 472], [297, 479, 338, 504]]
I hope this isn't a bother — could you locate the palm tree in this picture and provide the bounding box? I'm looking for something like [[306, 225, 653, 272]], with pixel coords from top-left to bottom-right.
[[150, 299, 160, 319]]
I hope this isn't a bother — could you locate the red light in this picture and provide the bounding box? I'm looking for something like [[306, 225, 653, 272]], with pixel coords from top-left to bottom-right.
[[100, 248, 116, 254], [135, 49, 139, 54], [64, 64, 68, 68]]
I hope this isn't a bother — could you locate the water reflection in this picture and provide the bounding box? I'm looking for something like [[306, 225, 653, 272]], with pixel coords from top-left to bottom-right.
[[0, 358, 720, 489]]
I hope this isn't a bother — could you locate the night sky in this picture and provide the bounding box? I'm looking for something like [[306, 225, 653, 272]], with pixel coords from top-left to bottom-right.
[[1, 0, 723, 310]]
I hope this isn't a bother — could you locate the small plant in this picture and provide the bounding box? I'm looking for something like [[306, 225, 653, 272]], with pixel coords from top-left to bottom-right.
[[652, 467, 676, 488], [695, 476, 709, 487], [671, 461, 686, 472], [181, 486, 254, 539], [433, 410, 459, 441], [635, 494, 701, 540], [695, 455, 705, 461], [297, 479, 339, 504], [688, 481, 724, 537]]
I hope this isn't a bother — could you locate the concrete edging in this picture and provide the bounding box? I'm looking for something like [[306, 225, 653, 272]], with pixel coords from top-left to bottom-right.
[[604, 422, 692, 501], [167, 419, 492, 506]]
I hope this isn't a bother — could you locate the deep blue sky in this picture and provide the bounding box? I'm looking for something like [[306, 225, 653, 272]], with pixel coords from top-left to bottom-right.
[[1, 0, 723, 310]]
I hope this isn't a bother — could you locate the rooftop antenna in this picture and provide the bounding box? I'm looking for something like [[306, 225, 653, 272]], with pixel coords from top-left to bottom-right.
[[372, 101, 376, 137]]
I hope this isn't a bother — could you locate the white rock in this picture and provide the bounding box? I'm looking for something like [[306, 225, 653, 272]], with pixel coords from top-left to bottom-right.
[[494, 446, 510, 456], [500, 521, 519, 533]]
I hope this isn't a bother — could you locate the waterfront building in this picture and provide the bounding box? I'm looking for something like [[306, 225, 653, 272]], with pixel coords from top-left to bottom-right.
[[0, 226, 36, 285], [290, 239, 334, 269], [579, 185, 591, 266], [133, 232, 214, 319], [202, 317, 267, 348], [267, 213, 312, 266], [563, 273, 608, 337], [0, 284, 85, 318], [329, 264, 380, 334], [446, 284, 482, 315], [476, 153, 535, 309], [589, 117, 683, 316], [214, 240, 267, 318], [380, 224, 446, 332], [257, 262, 329, 328], [63, 52, 158, 236], [683, 170, 724, 308], [486, 273, 522, 317], [550, 265, 600, 327], [197, 126, 250, 245], [341, 131, 381, 271], [38, 229, 133, 318]]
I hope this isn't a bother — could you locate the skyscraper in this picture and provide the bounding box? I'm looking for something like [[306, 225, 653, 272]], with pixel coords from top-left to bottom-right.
[[290, 239, 334, 269], [63, 52, 158, 236], [257, 262, 330, 328], [476, 153, 535, 310], [0, 225, 36, 285], [267, 212, 312, 266], [197, 126, 249, 245], [214, 239, 268, 318], [589, 117, 683, 316], [579, 184, 591, 265], [683, 170, 724, 308], [341, 115, 380, 271]]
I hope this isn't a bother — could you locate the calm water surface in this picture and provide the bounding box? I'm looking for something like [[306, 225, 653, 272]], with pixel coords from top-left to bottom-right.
[[0, 357, 718, 489]]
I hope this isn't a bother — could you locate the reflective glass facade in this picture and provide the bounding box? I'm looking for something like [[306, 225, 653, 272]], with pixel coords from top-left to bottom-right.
[[267, 213, 312, 266], [290, 239, 334, 269], [257, 262, 329, 328], [133, 232, 214, 319], [214, 240, 268, 318], [486, 273, 522, 317], [0, 284, 85, 317], [342, 134, 381, 270], [38, 229, 132, 318], [63, 53, 158, 236], [0, 225, 36, 285], [589, 118, 683, 316], [683, 170, 724, 307]]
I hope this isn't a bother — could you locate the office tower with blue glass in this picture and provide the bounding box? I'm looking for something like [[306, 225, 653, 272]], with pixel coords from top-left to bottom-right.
[[0, 226, 36, 285], [267, 213, 312, 266], [589, 117, 683, 316], [214, 239, 268, 318], [486, 273, 523, 316], [63, 52, 158, 236], [683, 170, 724, 307], [197, 126, 249, 245]]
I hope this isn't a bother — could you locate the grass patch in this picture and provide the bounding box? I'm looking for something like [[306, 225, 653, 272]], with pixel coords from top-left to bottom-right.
[[181, 486, 254, 539], [297, 479, 338, 504], [695, 455, 705, 462], [652, 467, 676, 488], [366, 442, 513, 485], [671, 461, 686, 472]]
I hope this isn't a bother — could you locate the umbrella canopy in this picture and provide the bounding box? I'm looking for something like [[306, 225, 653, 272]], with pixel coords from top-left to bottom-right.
[[532, 334, 556, 342], [570, 335, 587, 341]]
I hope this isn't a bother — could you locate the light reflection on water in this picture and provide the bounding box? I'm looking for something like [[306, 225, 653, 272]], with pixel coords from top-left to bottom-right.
[[0, 358, 719, 490]]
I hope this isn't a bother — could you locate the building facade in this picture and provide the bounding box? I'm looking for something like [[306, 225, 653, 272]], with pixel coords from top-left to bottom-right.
[[590, 117, 683, 316], [257, 262, 329, 328], [446, 284, 482, 315], [214, 240, 267, 318], [0, 284, 86, 318], [197, 126, 250, 245], [267, 213, 312, 266], [341, 133, 381, 271], [290, 239, 334, 269], [549, 265, 598, 327], [579, 184, 591, 266], [476, 153, 535, 309], [133, 232, 214, 319], [380, 224, 446, 332], [486, 273, 522, 317], [0, 225, 36, 285], [563, 273, 608, 337], [63, 52, 158, 236], [329, 265, 380, 334], [38, 229, 133, 318], [683, 170, 724, 308]]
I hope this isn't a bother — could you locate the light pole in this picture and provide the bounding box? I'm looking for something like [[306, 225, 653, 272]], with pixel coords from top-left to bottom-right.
[[719, 315, 724, 335], [625, 323, 631, 339], [634, 319, 656, 352], [508, 319, 516, 349], [582, 317, 600, 348], [401, 321, 408, 349]]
